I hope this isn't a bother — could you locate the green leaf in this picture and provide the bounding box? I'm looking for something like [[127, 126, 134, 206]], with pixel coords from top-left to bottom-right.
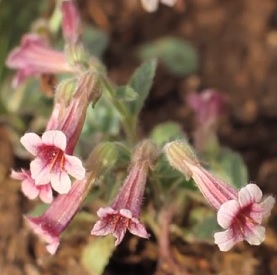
[[115, 85, 139, 101], [128, 59, 157, 115], [191, 215, 220, 242], [82, 26, 109, 58], [81, 235, 115, 275], [211, 147, 248, 189], [28, 203, 49, 216], [138, 37, 198, 76], [150, 121, 185, 146]]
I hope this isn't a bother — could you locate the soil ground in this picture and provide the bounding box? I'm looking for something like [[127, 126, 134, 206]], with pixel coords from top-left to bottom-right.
[[1, 0, 277, 274]]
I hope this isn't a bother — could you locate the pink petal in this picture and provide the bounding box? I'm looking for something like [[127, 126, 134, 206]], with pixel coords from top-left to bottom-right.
[[30, 158, 51, 185], [20, 132, 42, 155], [21, 179, 39, 200], [41, 130, 67, 151], [141, 0, 159, 12], [97, 207, 117, 218], [39, 185, 53, 204], [160, 0, 178, 7], [24, 215, 60, 255], [244, 225, 265, 246], [50, 171, 71, 194], [114, 226, 127, 246], [64, 154, 86, 180], [217, 200, 240, 229], [238, 184, 263, 207], [260, 196, 275, 218], [12, 70, 30, 88], [46, 242, 60, 255], [10, 170, 25, 180], [214, 229, 242, 252], [128, 218, 150, 239], [91, 219, 113, 236], [119, 209, 133, 219], [247, 203, 264, 224]]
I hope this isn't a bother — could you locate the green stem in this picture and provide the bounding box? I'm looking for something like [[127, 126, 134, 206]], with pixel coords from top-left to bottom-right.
[[101, 76, 137, 145]]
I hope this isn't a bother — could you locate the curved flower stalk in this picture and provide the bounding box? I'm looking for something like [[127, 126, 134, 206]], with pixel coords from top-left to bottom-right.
[[6, 34, 76, 87], [141, 0, 178, 12], [164, 140, 275, 251], [20, 130, 85, 194], [11, 169, 53, 204], [91, 140, 159, 245], [25, 142, 118, 254]]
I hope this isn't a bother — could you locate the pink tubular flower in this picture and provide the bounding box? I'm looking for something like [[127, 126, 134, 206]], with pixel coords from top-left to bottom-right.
[[187, 89, 227, 152], [11, 169, 53, 204], [25, 177, 89, 254], [91, 140, 158, 245], [25, 142, 118, 254], [187, 89, 227, 127], [46, 71, 101, 154], [215, 184, 275, 251], [6, 34, 76, 87], [61, 0, 81, 44], [164, 140, 275, 251], [20, 130, 85, 194], [141, 0, 177, 12]]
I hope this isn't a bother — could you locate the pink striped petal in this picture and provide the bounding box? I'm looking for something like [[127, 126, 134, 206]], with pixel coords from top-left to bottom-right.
[[217, 200, 240, 229], [20, 133, 42, 155], [39, 185, 53, 204], [41, 130, 67, 150], [64, 154, 86, 180], [51, 171, 71, 194], [244, 225, 265, 246], [11, 170, 25, 180], [30, 158, 51, 185], [214, 229, 243, 252], [21, 179, 39, 199], [238, 184, 263, 207], [260, 196, 275, 218]]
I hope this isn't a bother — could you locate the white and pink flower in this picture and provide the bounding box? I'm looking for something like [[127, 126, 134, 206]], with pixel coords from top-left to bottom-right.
[[214, 184, 275, 251], [164, 140, 275, 251], [20, 130, 85, 194], [91, 140, 158, 245]]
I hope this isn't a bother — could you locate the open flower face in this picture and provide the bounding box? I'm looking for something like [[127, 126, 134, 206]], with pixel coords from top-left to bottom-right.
[[214, 184, 275, 251], [20, 130, 85, 194], [164, 140, 275, 251], [91, 140, 158, 245], [91, 207, 149, 246]]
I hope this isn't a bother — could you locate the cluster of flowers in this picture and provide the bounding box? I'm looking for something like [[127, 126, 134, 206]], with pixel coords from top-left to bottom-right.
[[8, 1, 274, 255]]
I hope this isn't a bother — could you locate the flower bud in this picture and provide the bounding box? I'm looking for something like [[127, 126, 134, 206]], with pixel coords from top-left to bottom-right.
[[163, 140, 199, 180]]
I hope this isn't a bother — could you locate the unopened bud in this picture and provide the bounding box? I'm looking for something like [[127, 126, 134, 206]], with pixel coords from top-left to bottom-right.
[[55, 78, 76, 106], [74, 71, 102, 106], [85, 142, 118, 176], [132, 140, 159, 169], [65, 42, 89, 69], [163, 140, 199, 179]]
